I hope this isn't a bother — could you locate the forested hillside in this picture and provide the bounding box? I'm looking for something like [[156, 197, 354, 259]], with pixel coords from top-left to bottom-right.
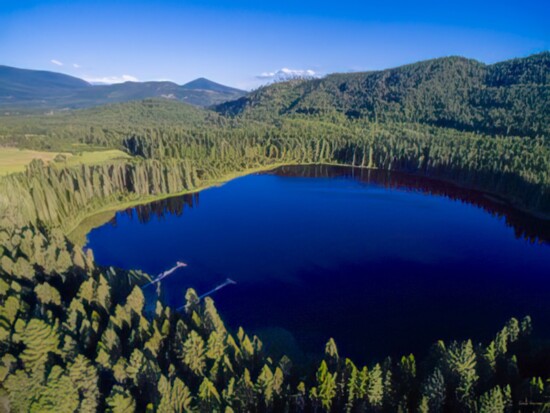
[[1, 97, 548, 226], [217, 52, 550, 137], [0, 99, 216, 151], [0, 53, 549, 411]]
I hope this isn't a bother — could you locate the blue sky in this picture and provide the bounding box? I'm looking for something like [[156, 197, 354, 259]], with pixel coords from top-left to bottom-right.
[[0, 0, 548, 89]]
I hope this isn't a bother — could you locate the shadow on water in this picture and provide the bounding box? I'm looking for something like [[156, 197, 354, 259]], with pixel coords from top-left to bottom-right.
[[111, 192, 199, 225], [110, 165, 550, 244]]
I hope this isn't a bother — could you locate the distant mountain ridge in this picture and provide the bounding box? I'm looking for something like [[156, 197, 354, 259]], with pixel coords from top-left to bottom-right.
[[0, 66, 245, 111], [180, 77, 243, 94], [2, 53, 548, 138], [0, 66, 91, 100], [216, 52, 550, 137]]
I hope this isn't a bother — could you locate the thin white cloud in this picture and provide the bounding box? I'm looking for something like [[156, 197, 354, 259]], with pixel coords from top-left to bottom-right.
[[73, 63, 81, 69], [257, 67, 318, 81], [82, 74, 139, 84], [50, 59, 63, 66]]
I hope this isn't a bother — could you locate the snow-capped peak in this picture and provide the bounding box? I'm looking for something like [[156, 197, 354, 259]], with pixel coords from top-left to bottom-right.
[[257, 68, 318, 84]]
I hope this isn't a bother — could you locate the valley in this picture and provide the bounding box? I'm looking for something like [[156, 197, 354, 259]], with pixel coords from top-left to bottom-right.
[[0, 52, 549, 412]]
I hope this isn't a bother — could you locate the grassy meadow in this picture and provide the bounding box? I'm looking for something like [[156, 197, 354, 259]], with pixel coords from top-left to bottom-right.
[[0, 147, 130, 176]]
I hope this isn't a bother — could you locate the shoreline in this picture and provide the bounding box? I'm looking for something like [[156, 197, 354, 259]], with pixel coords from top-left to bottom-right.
[[67, 162, 300, 245], [67, 162, 550, 246]]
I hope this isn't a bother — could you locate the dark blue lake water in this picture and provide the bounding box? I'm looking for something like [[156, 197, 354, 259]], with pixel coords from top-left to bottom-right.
[[87, 165, 550, 364]]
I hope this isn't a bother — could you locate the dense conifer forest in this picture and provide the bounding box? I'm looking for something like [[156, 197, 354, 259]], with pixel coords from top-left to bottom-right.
[[0, 53, 549, 411], [217, 52, 549, 137]]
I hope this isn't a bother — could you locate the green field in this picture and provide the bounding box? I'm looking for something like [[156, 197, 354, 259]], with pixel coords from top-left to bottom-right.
[[63, 149, 131, 167], [0, 147, 130, 176]]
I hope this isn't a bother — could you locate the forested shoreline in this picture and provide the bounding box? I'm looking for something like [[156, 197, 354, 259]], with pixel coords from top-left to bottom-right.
[[1, 117, 548, 234], [0, 52, 549, 411]]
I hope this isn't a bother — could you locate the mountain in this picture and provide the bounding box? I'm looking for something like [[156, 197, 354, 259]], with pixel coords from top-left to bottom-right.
[[216, 52, 550, 137], [181, 77, 243, 94], [62, 80, 244, 108], [0, 66, 245, 111], [0, 65, 91, 103]]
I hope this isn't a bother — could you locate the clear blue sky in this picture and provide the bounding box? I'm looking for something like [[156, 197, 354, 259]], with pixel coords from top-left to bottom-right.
[[0, 0, 548, 89]]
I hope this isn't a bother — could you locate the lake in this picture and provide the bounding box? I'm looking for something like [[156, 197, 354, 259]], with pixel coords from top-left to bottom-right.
[[86, 165, 550, 364]]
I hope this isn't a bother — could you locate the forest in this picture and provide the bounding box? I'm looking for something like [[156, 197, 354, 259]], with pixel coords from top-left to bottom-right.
[[0, 52, 549, 411], [217, 52, 550, 137]]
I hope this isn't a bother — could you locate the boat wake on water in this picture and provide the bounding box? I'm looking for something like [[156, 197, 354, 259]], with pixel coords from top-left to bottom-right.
[[143, 261, 187, 287], [176, 278, 237, 311], [199, 278, 237, 299]]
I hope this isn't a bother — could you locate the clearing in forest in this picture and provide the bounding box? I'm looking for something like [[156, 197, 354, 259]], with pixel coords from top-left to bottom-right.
[[0, 147, 130, 176]]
